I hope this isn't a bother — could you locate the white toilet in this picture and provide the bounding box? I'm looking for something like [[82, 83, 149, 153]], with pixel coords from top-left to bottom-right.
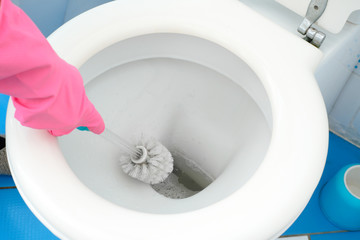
[[6, 0, 333, 239]]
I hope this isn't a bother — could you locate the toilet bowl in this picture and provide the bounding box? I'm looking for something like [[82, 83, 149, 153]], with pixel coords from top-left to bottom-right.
[[6, 0, 329, 239]]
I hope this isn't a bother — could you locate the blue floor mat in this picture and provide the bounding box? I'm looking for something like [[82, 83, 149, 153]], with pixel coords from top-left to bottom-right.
[[0, 188, 58, 240], [284, 132, 360, 237]]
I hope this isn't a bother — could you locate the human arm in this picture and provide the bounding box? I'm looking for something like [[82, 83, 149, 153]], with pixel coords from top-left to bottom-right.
[[0, 0, 104, 136]]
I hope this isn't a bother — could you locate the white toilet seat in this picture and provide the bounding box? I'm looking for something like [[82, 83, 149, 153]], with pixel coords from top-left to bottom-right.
[[6, 0, 329, 239]]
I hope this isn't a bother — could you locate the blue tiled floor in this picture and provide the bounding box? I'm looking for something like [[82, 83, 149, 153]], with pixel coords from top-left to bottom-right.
[[0, 175, 15, 188], [311, 231, 360, 240], [0, 188, 58, 239], [1, 132, 360, 239], [282, 132, 360, 239]]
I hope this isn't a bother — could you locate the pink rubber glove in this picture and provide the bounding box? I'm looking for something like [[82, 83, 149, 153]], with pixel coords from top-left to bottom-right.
[[0, 0, 105, 136]]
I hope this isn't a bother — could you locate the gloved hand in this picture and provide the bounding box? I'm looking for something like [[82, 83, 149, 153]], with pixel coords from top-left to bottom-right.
[[0, 0, 105, 136]]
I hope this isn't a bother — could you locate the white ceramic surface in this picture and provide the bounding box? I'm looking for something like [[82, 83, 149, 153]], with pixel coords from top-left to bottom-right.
[[6, 0, 329, 239]]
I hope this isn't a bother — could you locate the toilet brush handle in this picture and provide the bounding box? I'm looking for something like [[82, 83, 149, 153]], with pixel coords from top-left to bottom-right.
[[102, 129, 148, 164], [77, 127, 141, 156], [101, 128, 140, 156]]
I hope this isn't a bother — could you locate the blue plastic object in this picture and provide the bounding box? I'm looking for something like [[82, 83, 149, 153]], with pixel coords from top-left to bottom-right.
[[77, 126, 89, 131], [284, 133, 360, 236], [319, 164, 360, 231]]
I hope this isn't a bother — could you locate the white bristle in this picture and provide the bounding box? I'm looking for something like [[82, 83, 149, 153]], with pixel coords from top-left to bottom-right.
[[119, 139, 174, 184]]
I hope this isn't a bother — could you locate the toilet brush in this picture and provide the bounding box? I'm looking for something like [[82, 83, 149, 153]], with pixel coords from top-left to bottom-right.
[[78, 127, 174, 184]]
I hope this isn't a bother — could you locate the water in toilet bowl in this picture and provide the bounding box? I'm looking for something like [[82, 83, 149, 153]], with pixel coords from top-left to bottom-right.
[[58, 33, 272, 214], [152, 155, 214, 199]]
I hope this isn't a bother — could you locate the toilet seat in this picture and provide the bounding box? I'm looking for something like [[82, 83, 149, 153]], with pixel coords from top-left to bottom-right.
[[6, 0, 329, 239]]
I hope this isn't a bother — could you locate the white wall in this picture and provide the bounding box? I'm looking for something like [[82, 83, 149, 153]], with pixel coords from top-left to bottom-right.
[[329, 61, 360, 146], [240, 0, 360, 146], [315, 24, 360, 113]]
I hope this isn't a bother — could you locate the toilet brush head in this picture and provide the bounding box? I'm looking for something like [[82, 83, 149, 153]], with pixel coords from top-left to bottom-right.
[[119, 139, 174, 184]]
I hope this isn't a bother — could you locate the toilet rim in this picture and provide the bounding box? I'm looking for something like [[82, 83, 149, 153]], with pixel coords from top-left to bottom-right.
[[6, 0, 329, 239]]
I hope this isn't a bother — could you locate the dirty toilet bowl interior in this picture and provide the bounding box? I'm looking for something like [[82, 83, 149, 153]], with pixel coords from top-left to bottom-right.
[[5, 0, 329, 239], [58, 32, 273, 213]]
